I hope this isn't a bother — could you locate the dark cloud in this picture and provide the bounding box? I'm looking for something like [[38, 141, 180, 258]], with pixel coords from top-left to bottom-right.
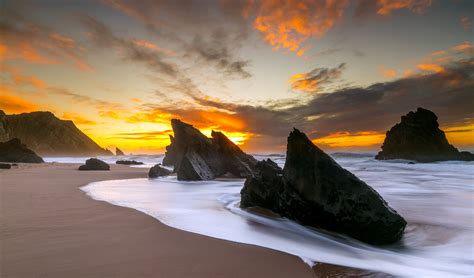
[[138, 59, 474, 150], [80, 15, 179, 77], [291, 63, 346, 93], [100, 0, 251, 79]]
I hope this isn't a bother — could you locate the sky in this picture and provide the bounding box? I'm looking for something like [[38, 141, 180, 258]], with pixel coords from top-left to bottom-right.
[[1, 0, 473, 154]]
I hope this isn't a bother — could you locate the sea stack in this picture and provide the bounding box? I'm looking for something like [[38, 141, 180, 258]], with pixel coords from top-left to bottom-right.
[[0, 138, 44, 163], [115, 147, 125, 156], [241, 129, 406, 245], [376, 108, 474, 162], [162, 119, 257, 180]]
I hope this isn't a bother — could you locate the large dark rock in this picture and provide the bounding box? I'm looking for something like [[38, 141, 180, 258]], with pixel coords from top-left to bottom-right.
[[0, 163, 12, 169], [148, 164, 172, 178], [0, 138, 44, 163], [241, 129, 406, 245], [162, 119, 257, 181], [116, 160, 143, 165], [376, 108, 474, 162], [78, 158, 110, 170], [0, 110, 112, 156]]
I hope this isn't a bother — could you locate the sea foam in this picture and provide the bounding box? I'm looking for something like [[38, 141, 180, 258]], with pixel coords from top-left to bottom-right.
[[81, 154, 474, 277]]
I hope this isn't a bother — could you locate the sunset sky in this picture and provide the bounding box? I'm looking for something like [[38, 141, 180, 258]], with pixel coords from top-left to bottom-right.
[[1, 0, 473, 153]]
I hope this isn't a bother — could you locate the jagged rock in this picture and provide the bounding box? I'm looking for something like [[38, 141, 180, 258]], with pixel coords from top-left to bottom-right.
[[78, 158, 110, 170], [115, 147, 125, 156], [0, 163, 12, 169], [241, 129, 406, 245], [0, 138, 44, 163], [0, 110, 112, 156], [163, 119, 257, 181], [148, 164, 172, 178], [116, 160, 143, 165], [376, 108, 474, 162]]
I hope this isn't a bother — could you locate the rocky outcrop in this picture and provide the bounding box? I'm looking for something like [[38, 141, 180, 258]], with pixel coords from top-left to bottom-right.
[[0, 138, 44, 163], [0, 163, 12, 169], [115, 147, 125, 156], [162, 119, 257, 181], [78, 158, 110, 170], [116, 160, 143, 165], [376, 108, 474, 162], [148, 164, 172, 178], [241, 129, 406, 245], [0, 110, 112, 156]]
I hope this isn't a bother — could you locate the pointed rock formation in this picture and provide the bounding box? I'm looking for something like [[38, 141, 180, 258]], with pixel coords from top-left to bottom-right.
[[241, 129, 406, 245], [78, 158, 110, 170], [162, 119, 257, 181], [376, 108, 474, 162], [148, 164, 172, 178], [0, 138, 44, 163], [0, 110, 112, 156], [115, 147, 125, 156]]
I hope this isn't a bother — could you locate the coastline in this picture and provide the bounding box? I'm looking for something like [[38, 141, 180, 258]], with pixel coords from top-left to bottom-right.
[[1, 163, 383, 277]]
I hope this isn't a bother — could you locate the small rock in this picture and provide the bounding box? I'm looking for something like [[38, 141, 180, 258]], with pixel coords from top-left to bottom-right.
[[116, 160, 144, 165], [78, 158, 110, 171], [0, 163, 11, 169], [148, 164, 172, 178]]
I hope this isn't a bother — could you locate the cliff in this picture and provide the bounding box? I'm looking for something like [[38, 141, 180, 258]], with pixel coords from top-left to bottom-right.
[[0, 110, 112, 156]]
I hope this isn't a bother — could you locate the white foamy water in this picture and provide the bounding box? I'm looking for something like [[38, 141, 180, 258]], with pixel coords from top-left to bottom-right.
[[44, 155, 163, 168], [81, 154, 474, 277]]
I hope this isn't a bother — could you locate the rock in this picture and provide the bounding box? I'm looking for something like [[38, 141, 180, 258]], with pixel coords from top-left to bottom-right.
[[116, 160, 143, 165], [115, 147, 125, 156], [0, 110, 112, 156], [0, 163, 11, 169], [376, 108, 474, 162], [241, 129, 407, 245], [0, 138, 44, 163], [148, 164, 172, 178], [78, 158, 110, 170], [162, 119, 257, 181]]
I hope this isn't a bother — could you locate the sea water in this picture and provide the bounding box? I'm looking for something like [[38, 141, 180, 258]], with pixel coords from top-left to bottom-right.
[[80, 153, 474, 277]]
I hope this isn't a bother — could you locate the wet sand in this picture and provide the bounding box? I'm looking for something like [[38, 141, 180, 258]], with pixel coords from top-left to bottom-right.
[[0, 163, 383, 277]]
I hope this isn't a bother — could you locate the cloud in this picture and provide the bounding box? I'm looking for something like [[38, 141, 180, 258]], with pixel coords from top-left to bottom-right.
[[80, 15, 179, 78], [62, 112, 97, 126], [375, 0, 432, 16], [379, 66, 398, 78], [451, 41, 473, 54], [460, 16, 471, 30], [249, 0, 349, 56], [290, 63, 346, 93], [0, 93, 38, 114], [0, 7, 93, 71], [101, 0, 251, 79], [135, 58, 474, 151], [186, 35, 251, 79], [417, 63, 445, 73]]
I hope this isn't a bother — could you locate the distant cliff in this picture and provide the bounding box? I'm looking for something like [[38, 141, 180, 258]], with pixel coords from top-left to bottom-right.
[[0, 110, 112, 156]]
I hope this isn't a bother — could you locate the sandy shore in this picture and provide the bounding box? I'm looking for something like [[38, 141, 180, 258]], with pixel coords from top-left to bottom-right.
[[1, 163, 383, 277]]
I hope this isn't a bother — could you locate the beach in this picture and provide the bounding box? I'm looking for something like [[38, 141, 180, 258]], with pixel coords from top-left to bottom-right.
[[0, 163, 332, 277]]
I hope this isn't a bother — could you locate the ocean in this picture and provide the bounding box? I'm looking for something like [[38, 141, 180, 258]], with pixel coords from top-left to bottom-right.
[[56, 153, 474, 277]]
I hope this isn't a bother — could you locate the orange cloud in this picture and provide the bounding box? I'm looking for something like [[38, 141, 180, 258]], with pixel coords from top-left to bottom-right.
[[451, 41, 473, 54], [62, 112, 97, 126], [313, 131, 385, 149], [417, 63, 445, 73], [290, 73, 319, 92], [379, 66, 397, 78], [0, 93, 38, 114], [376, 0, 432, 16], [251, 0, 348, 56]]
